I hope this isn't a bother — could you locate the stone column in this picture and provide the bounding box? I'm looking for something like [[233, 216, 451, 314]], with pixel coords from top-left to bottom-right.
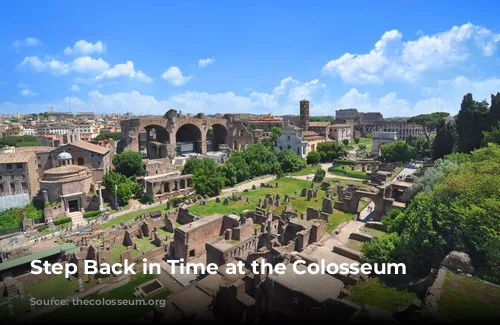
[[98, 182, 105, 211]]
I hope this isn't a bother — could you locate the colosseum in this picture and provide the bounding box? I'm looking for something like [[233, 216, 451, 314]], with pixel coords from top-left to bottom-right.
[[117, 110, 254, 159]]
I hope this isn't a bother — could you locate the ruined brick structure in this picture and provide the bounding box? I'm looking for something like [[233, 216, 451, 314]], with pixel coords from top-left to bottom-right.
[[117, 110, 254, 159]]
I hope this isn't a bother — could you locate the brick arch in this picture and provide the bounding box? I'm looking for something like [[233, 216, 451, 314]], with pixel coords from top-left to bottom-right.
[[206, 123, 229, 151], [344, 186, 395, 221]]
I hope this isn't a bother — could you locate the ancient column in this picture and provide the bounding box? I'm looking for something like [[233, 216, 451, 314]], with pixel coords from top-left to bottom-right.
[[98, 182, 105, 211]]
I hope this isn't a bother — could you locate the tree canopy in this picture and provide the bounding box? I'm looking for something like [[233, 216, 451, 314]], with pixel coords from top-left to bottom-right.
[[276, 149, 306, 173], [94, 132, 121, 142], [316, 142, 347, 162], [364, 144, 500, 280], [408, 112, 449, 160], [112, 150, 145, 177], [380, 140, 415, 162]]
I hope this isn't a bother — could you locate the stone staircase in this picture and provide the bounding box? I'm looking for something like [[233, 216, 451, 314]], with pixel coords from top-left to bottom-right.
[[68, 211, 87, 228]]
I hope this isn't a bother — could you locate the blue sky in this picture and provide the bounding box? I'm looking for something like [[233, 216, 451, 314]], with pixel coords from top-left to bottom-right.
[[2, 0, 500, 117]]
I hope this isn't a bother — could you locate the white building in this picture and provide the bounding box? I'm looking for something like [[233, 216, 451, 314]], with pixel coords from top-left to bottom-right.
[[276, 125, 308, 158], [23, 128, 35, 135], [329, 124, 353, 143], [36, 123, 76, 135]]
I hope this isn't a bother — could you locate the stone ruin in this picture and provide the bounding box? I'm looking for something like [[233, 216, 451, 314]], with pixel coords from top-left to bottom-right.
[[321, 198, 334, 214]]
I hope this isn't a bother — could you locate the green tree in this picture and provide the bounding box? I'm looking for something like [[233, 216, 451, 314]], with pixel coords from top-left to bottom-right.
[[112, 150, 145, 177], [432, 120, 456, 159], [408, 112, 450, 160], [182, 158, 204, 175], [224, 151, 251, 183], [358, 144, 367, 151], [42, 112, 50, 119], [276, 149, 306, 173], [488, 92, 500, 130], [342, 139, 349, 146], [380, 140, 415, 162], [116, 183, 133, 206], [482, 121, 500, 145], [94, 132, 121, 142], [271, 126, 282, 144], [190, 159, 226, 196], [243, 144, 280, 176], [313, 168, 326, 182], [407, 136, 429, 159], [316, 142, 348, 162], [306, 151, 321, 165], [364, 134, 372, 139], [354, 138, 360, 144], [455, 93, 489, 153], [364, 144, 500, 276]]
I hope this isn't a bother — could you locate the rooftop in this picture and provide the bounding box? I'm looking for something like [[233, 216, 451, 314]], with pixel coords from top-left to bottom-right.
[[177, 214, 225, 233], [0, 243, 79, 272], [308, 121, 330, 128], [0, 151, 33, 164], [43, 164, 89, 175], [57, 140, 110, 155]]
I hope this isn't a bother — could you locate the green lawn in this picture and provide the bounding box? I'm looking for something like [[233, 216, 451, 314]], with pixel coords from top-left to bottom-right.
[[328, 164, 371, 180], [349, 138, 372, 153], [361, 227, 386, 238], [345, 239, 364, 251], [24, 273, 99, 300], [102, 205, 170, 229], [37, 273, 172, 322], [346, 278, 418, 312], [289, 165, 321, 176], [0, 273, 101, 320], [189, 177, 357, 233], [438, 270, 500, 321]]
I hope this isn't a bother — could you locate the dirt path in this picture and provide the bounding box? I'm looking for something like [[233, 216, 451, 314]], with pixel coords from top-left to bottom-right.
[[221, 175, 276, 194]]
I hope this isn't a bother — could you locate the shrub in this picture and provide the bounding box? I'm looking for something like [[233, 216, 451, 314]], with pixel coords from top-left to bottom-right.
[[37, 225, 49, 232], [306, 151, 321, 165], [354, 138, 360, 144], [83, 210, 102, 218], [342, 139, 349, 146], [313, 168, 326, 182], [53, 217, 72, 226]]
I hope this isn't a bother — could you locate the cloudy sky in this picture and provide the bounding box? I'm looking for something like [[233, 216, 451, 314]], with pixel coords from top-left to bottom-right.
[[1, 0, 500, 117]]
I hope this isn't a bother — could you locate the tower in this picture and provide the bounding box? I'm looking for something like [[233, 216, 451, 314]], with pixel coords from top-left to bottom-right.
[[299, 99, 310, 130]]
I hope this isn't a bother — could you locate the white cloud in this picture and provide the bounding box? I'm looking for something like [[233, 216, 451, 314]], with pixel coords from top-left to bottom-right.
[[71, 56, 109, 74], [198, 56, 215, 67], [64, 97, 84, 105], [161, 66, 192, 86], [0, 75, 472, 117], [64, 40, 106, 56], [18, 56, 46, 72], [19, 89, 37, 97], [17, 82, 28, 89], [323, 23, 500, 84], [12, 37, 42, 48], [70, 84, 80, 92], [96, 61, 153, 83]]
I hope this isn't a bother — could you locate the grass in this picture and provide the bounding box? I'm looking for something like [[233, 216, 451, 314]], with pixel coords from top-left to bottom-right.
[[101, 204, 170, 229], [345, 239, 364, 251], [289, 165, 321, 176], [438, 270, 500, 321], [326, 210, 355, 232], [188, 177, 357, 233], [24, 273, 99, 300], [37, 273, 172, 322], [346, 278, 418, 312], [361, 227, 386, 238], [349, 138, 372, 153], [328, 164, 371, 180], [0, 273, 100, 320]]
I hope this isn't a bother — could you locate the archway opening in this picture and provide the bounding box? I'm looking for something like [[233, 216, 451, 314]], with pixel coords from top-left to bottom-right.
[[356, 197, 375, 222], [176, 124, 202, 156], [207, 124, 228, 152], [139, 125, 170, 159]]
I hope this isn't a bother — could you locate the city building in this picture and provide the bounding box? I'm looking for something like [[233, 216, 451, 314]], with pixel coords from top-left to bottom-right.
[[50, 140, 111, 183], [335, 108, 359, 125], [329, 124, 353, 142], [39, 151, 93, 220], [357, 118, 424, 141], [277, 125, 308, 157], [0, 152, 39, 211], [247, 115, 284, 129], [299, 99, 310, 130]]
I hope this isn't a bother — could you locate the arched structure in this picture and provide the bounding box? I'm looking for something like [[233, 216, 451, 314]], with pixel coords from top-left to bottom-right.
[[371, 131, 397, 156], [334, 185, 395, 221], [117, 111, 253, 159], [176, 123, 203, 155]]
